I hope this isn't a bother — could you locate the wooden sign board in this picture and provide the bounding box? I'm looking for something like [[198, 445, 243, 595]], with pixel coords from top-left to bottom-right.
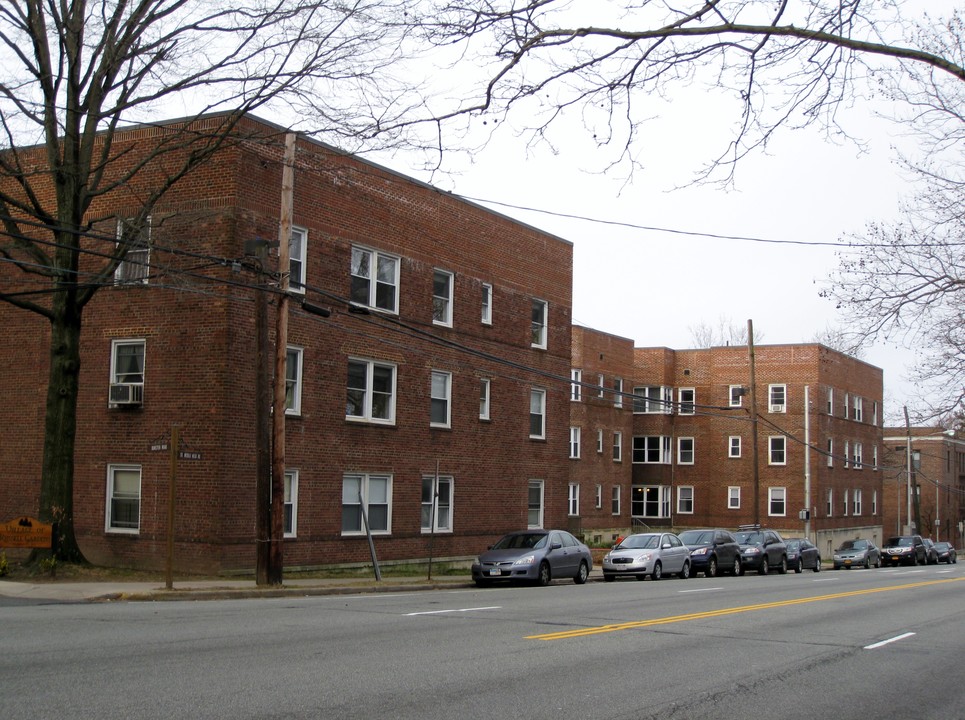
[[0, 516, 54, 548]]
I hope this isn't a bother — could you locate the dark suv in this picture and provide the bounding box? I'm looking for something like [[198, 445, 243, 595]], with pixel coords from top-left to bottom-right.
[[678, 528, 742, 577], [880, 535, 927, 566], [734, 526, 788, 575]]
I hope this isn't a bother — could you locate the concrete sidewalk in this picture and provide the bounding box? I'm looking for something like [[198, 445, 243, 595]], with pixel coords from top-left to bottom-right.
[[0, 575, 477, 603]]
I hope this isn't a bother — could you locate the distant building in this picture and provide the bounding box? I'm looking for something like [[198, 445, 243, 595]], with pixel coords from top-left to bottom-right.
[[881, 428, 965, 545]]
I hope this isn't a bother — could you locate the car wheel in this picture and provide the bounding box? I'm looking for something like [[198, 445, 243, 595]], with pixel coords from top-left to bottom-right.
[[678, 561, 691, 580], [603, 574, 615, 582], [574, 561, 589, 585], [758, 559, 768, 575], [875, 557, 881, 568], [813, 557, 821, 573], [652, 561, 663, 581], [911, 553, 918, 566], [706, 556, 718, 578], [794, 558, 803, 573], [864, 557, 871, 569], [537, 561, 551, 587], [778, 556, 788, 574], [734, 557, 744, 576]]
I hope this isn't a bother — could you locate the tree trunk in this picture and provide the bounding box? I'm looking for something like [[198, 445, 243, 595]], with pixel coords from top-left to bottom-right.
[[39, 301, 85, 562]]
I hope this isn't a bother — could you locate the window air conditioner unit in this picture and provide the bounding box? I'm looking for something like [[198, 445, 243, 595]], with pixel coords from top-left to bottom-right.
[[769, 404, 785, 413], [110, 383, 144, 406]]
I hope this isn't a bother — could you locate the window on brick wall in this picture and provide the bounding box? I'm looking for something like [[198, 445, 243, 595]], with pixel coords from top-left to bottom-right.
[[106, 465, 141, 533], [611, 486, 621, 515], [421, 475, 452, 533], [768, 487, 786, 517], [284, 470, 298, 537], [729, 384, 744, 407], [768, 436, 786, 465], [678, 388, 695, 415], [432, 269, 453, 326], [109, 339, 145, 407], [479, 378, 490, 420], [597, 429, 603, 453], [285, 346, 302, 416], [530, 389, 546, 439], [531, 298, 547, 348], [528, 480, 544, 528], [430, 371, 451, 428], [114, 216, 151, 284], [351, 246, 399, 313], [568, 483, 580, 516], [481, 283, 492, 324], [677, 486, 694, 514], [729, 436, 741, 458], [342, 473, 391, 535], [633, 386, 671, 414], [569, 427, 581, 459], [852, 395, 863, 422], [853, 488, 862, 516], [677, 437, 695, 464], [346, 358, 396, 424], [728, 486, 741, 509], [768, 384, 787, 412], [613, 431, 622, 462], [633, 436, 672, 464], [289, 226, 307, 294], [571, 369, 582, 401]]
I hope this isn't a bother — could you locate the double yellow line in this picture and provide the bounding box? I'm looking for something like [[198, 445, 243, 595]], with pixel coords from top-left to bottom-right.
[[526, 576, 964, 641]]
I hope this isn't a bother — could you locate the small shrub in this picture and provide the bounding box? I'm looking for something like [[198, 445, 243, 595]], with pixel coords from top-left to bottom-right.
[[0, 551, 8, 577]]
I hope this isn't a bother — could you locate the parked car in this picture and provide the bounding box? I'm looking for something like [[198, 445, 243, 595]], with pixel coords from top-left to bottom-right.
[[923, 538, 940, 565], [471, 529, 592, 587], [880, 535, 927, 566], [678, 528, 742, 577], [734, 526, 788, 575], [784, 537, 822, 573], [933, 542, 958, 564], [602, 532, 691, 581], [832, 539, 881, 569]]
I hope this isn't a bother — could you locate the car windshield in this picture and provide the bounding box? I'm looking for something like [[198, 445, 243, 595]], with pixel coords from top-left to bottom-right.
[[736, 531, 763, 544], [935, 543, 950, 551], [839, 540, 867, 551], [886, 537, 913, 547], [619, 534, 660, 550], [679, 530, 713, 545], [786, 540, 800, 551], [493, 533, 547, 550]]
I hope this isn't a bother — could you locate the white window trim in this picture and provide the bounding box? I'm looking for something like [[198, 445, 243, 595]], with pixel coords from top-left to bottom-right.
[[284, 470, 298, 538], [289, 225, 307, 294], [350, 245, 400, 314], [528, 479, 544, 529], [768, 436, 787, 466], [285, 346, 303, 416], [677, 437, 695, 465], [571, 369, 582, 402], [728, 436, 741, 458], [633, 436, 672, 464], [595, 484, 603, 509], [677, 486, 694, 514], [114, 216, 151, 285], [611, 486, 621, 515], [768, 384, 787, 413], [729, 384, 744, 407], [479, 378, 491, 420], [341, 473, 393, 536], [597, 374, 605, 398], [827, 488, 834, 517], [430, 370, 452, 428], [728, 486, 741, 510], [853, 488, 862, 516], [529, 388, 546, 439], [346, 358, 397, 425], [768, 487, 787, 517], [634, 385, 672, 414], [678, 387, 695, 415], [597, 429, 604, 454], [613, 431, 622, 462], [109, 338, 146, 408], [568, 483, 580, 517], [421, 475, 453, 534], [481, 283, 492, 325], [613, 378, 624, 408], [569, 426, 581, 459], [106, 464, 141, 534], [531, 298, 548, 349], [432, 269, 454, 327]]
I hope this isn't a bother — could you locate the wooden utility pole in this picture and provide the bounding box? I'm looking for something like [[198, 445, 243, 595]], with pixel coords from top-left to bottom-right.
[[747, 319, 760, 526], [254, 246, 271, 586], [269, 132, 296, 586]]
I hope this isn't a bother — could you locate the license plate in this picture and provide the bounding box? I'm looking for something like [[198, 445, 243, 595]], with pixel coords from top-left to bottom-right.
[[844, 560, 851, 566], [488, 568, 501, 576], [890, 555, 900, 562]]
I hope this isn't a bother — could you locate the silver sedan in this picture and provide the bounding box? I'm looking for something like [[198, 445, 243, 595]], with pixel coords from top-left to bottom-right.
[[602, 532, 691, 581]]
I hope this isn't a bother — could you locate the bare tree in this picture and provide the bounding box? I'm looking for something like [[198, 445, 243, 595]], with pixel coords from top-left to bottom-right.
[[688, 315, 757, 347], [415, 0, 964, 416], [0, 0, 419, 562]]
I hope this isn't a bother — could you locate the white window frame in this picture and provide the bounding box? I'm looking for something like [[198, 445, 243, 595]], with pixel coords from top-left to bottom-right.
[[284, 470, 298, 537], [728, 436, 741, 458], [843, 489, 849, 517], [285, 346, 303, 416], [873, 445, 879, 470], [844, 440, 850, 468], [613, 378, 623, 408], [595, 484, 603, 509], [570, 369, 582, 401], [612, 431, 622, 462], [768, 487, 787, 517], [632, 436, 672, 464], [677, 486, 694, 514], [728, 486, 741, 509], [729, 384, 744, 407], [430, 370, 452, 428], [827, 439, 834, 467], [114, 216, 151, 284], [568, 483, 580, 517], [631, 485, 672, 519], [346, 358, 397, 424], [529, 388, 546, 439], [432, 269, 454, 327], [827, 387, 834, 414], [633, 386, 672, 414], [872, 490, 878, 515], [768, 436, 787, 465], [678, 387, 695, 415], [569, 426, 581, 459], [289, 225, 307, 294], [597, 374, 605, 398], [528, 480, 544, 528], [531, 298, 548, 349], [421, 475, 453, 534], [872, 401, 878, 426], [350, 245, 399, 313], [677, 437, 695, 465], [853, 442, 863, 469], [611, 486, 621, 515], [341, 473, 392, 536], [479, 378, 491, 420], [106, 464, 141, 533], [481, 283, 492, 324], [852, 395, 863, 422], [768, 384, 787, 413], [826, 488, 833, 517], [853, 488, 862, 516], [110, 339, 146, 407], [597, 429, 604, 454]]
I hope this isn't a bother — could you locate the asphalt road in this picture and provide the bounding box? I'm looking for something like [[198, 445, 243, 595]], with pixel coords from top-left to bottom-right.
[[3, 564, 964, 720]]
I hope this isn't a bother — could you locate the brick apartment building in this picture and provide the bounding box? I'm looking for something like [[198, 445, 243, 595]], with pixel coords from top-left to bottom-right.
[[613, 344, 885, 559], [881, 428, 965, 546], [0, 113, 576, 573]]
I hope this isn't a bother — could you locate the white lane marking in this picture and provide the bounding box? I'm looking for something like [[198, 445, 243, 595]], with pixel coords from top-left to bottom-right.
[[406, 606, 501, 616], [865, 632, 915, 650], [678, 587, 723, 594]]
